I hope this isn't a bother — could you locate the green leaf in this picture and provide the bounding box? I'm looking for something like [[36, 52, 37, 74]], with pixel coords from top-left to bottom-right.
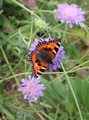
[[52, 79, 67, 99], [64, 98, 73, 116], [0, 81, 4, 94], [0, 0, 3, 8], [60, 113, 69, 120], [2, 107, 15, 120], [49, 113, 60, 120], [0, 14, 15, 33], [82, 111, 89, 119]]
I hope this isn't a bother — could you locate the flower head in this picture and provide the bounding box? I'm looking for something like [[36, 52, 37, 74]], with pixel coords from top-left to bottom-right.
[[54, 3, 85, 28], [18, 76, 46, 102], [35, 19, 49, 29], [28, 37, 52, 55], [28, 37, 65, 74], [48, 46, 65, 72]]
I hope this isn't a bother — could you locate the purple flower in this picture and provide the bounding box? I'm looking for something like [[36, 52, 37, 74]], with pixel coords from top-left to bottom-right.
[[28, 37, 52, 54], [18, 76, 46, 102], [28, 37, 65, 74], [29, 38, 39, 51], [48, 46, 65, 72], [54, 3, 85, 28]]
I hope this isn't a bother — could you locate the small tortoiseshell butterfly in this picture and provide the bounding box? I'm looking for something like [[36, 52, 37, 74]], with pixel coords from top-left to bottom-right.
[[29, 38, 61, 77]]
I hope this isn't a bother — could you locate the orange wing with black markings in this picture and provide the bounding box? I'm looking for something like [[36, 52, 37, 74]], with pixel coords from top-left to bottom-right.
[[29, 38, 61, 77]]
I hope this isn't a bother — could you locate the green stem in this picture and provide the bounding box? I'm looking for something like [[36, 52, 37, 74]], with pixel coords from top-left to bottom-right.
[[61, 63, 83, 120], [28, 16, 33, 48], [40, 111, 54, 120], [0, 46, 20, 86], [18, 28, 28, 45], [62, 23, 68, 42], [1, 55, 24, 83], [70, 59, 89, 71], [39, 10, 53, 13], [2, 63, 89, 83], [11, 0, 40, 19], [37, 113, 45, 120]]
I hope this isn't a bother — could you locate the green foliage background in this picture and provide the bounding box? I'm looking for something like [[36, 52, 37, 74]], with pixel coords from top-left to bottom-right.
[[0, 0, 89, 120]]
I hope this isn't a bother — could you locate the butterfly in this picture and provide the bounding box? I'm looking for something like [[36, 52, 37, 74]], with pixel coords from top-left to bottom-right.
[[29, 38, 61, 77]]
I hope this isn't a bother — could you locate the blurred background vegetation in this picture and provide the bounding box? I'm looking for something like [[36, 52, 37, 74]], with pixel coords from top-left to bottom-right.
[[0, 0, 89, 120]]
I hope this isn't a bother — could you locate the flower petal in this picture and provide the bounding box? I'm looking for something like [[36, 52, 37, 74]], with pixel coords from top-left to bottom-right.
[[18, 76, 46, 102], [54, 3, 85, 28]]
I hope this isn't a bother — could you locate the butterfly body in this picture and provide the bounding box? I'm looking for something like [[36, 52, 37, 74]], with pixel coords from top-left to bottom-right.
[[29, 38, 61, 77], [36, 48, 53, 64]]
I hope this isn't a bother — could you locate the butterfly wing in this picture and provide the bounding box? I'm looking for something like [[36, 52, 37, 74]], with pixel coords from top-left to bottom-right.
[[46, 39, 60, 58], [30, 51, 48, 77], [29, 38, 61, 77]]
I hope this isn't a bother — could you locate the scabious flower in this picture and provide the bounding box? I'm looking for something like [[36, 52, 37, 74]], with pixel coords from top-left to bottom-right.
[[54, 3, 85, 28], [18, 76, 46, 102], [28, 37, 65, 73], [48, 45, 65, 72]]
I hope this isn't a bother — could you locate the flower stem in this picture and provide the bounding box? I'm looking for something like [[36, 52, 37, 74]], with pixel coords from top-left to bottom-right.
[[61, 63, 83, 120], [62, 23, 68, 43], [11, 0, 40, 19], [0, 46, 20, 86]]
